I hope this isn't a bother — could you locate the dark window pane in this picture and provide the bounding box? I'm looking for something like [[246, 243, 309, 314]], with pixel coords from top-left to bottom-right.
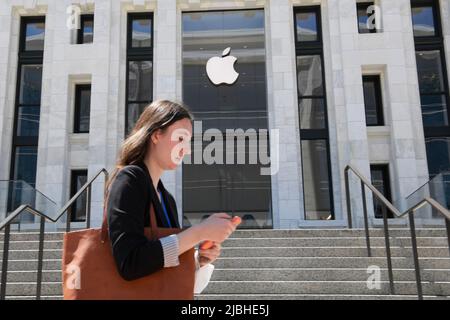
[[363, 76, 384, 126], [182, 10, 271, 228], [131, 18, 152, 48], [19, 65, 43, 105], [357, 3, 377, 34], [12, 146, 37, 187], [296, 12, 318, 42], [24, 21, 45, 51], [297, 55, 323, 96], [370, 165, 392, 219], [416, 50, 445, 94], [412, 6, 436, 37], [70, 171, 87, 222], [299, 98, 325, 129], [82, 18, 94, 43], [17, 105, 40, 136], [127, 102, 149, 135], [420, 94, 448, 127], [74, 85, 91, 133], [128, 61, 153, 101], [426, 137, 450, 176], [301, 140, 332, 220]]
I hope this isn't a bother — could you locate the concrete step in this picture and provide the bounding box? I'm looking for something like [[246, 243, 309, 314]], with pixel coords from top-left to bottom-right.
[[1, 246, 449, 260], [4, 280, 450, 296], [3, 256, 450, 271], [3, 268, 449, 283], [229, 229, 448, 238], [201, 280, 450, 296], [194, 294, 450, 300], [213, 257, 450, 269], [1, 229, 448, 241], [221, 237, 450, 247], [1, 237, 448, 251], [218, 247, 450, 258], [210, 268, 450, 282]]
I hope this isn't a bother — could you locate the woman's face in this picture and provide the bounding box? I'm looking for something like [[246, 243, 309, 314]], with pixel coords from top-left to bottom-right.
[[150, 118, 192, 170]]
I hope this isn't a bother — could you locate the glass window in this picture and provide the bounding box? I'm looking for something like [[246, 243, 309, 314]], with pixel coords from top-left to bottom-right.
[[299, 98, 326, 129], [363, 75, 384, 126], [182, 9, 272, 228], [295, 11, 318, 42], [425, 137, 450, 177], [416, 50, 445, 94], [74, 85, 91, 133], [78, 15, 94, 44], [126, 102, 149, 134], [301, 140, 332, 220], [19, 65, 43, 105], [411, 5, 437, 37], [370, 165, 392, 219], [12, 146, 38, 187], [130, 17, 152, 48], [24, 21, 45, 51], [70, 170, 88, 222], [420, 94, 449, 127], [357, 2, 378, 34], [296, 55, 323, 97], [17, 106, 40, 136], [128, 61, 153, 101]]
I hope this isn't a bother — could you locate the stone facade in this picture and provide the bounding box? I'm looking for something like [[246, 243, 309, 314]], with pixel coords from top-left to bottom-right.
[[0, 0, 449, 229]]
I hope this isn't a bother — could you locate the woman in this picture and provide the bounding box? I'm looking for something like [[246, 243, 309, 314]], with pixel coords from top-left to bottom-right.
[[105, 99, 236, 281]]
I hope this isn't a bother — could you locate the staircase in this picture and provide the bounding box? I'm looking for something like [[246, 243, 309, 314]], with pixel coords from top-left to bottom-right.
[[1, 228, 450, 300]]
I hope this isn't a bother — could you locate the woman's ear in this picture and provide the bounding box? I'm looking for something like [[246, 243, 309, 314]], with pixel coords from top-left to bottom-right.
[[150, 129, 160, 145]]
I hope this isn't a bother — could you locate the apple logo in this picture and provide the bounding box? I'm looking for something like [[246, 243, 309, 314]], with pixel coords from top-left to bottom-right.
[[206, 47, 239, 85]]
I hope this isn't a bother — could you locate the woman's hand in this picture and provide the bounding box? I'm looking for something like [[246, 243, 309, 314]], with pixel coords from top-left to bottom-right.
[[198, 242, 221, 266], [197, 213, 236, 244]]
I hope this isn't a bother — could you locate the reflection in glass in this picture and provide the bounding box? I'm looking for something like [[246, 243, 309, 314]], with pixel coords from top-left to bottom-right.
[[24, 22, 45, 51], [412, 6, 436, 37], [363, 76, 384, 126], [299, 98, 325, 129], [17, 106, 40, 136], [357, 2, 377, 34], [13, 146, 38, 187], [82, 18, 94, 43], [182, 10, 272, 228], [420, 94, 448, 127], [301, 140, 332, 220], [75, 86, 91, 133], [19, 65, 43, 105], [128, 61, 153, 101], [370, 165, 392, 219], [127, 103, 149, 134], [296, 55, 323, 96], [426, 137, 450, 177], [131, 18, 152, 48], [296, 12, 318, 42], [416, 51, 445, 93], [70, 171, 87, 222]]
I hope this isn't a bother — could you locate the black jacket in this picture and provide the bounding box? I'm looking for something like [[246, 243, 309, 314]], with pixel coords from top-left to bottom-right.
[[106, 161, 180, 281]]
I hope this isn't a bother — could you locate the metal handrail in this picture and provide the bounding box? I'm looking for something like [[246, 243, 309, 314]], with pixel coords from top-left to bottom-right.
[[0, 168, 109, 300], [345, 164, 450, 300]]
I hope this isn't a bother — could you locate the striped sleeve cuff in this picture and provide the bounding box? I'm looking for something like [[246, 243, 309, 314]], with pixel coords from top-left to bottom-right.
[[159, 234, 180, 268]]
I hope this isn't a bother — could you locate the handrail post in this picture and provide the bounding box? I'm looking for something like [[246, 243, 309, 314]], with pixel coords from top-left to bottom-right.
[[408, 211, 423, 300], [445, 218, 450, 258], [0, 224, 10, 300], [86, 186, 91, 229], [66, 206, 71, 233], [360, 181, 371, 257], [345, 168, 353, 229], [36, 215, 45, 300], [382, 204, 395, 295]]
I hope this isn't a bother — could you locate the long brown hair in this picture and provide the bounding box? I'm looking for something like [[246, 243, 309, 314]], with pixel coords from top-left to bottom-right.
[[105, 100, 193, 197]]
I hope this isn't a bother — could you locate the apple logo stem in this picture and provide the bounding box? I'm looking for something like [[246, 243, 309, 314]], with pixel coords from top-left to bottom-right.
[[206, 47, 239, 86]]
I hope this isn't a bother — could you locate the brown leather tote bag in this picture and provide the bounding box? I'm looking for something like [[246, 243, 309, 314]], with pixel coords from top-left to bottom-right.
[[62, 199, 196, 300]]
